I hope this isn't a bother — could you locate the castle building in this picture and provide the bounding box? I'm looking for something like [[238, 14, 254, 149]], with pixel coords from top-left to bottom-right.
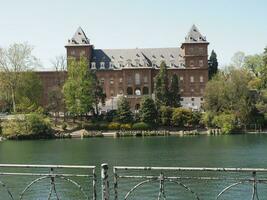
[[39, 25, 209, 112]]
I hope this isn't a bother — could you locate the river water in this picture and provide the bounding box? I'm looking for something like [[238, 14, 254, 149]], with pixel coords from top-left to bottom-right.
[[0, 134, 267, 199]]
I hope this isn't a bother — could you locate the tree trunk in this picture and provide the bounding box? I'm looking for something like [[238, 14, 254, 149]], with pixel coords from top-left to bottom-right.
[[11, 88, 16, 113]]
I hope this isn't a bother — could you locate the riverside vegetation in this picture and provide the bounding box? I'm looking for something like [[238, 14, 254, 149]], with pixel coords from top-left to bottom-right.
[[1, 43, 267, 139]]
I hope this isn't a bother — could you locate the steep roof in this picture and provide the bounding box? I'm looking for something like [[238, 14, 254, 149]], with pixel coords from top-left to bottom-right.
[[67, 27, 90, 45], [91, 48, 185, 69], [184, 24, 208, 43]]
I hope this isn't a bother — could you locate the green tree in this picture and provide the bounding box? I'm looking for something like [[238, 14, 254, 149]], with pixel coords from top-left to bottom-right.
[[231, 51, 245, 68], [117, 96, 133, 123], [208, 50, 218, 79], [172, 107, 193, 128], [91, 72, 106, 116], [63, 57, 93, 119], [139, 96, 157, 125], [155, 61, 169, 107], [0, 43, 40, 113], [160, 106, 173, 126], [244, 54, 264, 77], [203, 68, 255, 130], [169, 74, 181, 107], [16, 72, 43, 113]]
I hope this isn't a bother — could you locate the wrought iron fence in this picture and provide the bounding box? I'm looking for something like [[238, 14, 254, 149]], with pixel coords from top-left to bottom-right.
[[109, 166, 267, 200], [1, 164, 267, 199], [0, 164, 96, 200]]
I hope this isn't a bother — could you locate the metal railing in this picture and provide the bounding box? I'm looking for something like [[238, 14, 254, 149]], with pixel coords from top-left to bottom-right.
[[0, 164, 96, 200], [1, 163, 267, 199], [107, 166, 267, 200]]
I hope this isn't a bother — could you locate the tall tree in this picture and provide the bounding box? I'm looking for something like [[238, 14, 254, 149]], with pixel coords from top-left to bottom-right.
[[139, 96, 157, 125], [16, 72, 43, 113], [91, 72, 106, 116], [0, 43, 40, 113], [208, 50, 218, 79], [155, 61, 169, 107], [231, 51, 245, 68], [117, 96, 133, 123], [63, 57, 93, 118], [169, 74, 181, 107], [48, 56, 67, 122]]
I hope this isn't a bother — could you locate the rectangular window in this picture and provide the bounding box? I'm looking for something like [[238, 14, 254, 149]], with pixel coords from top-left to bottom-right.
[[110, 78, 114, 85], [199, 60, 204, 67], [180, 76, 184, 81], [143, 76, 148, 83], [190, 60, 194, 67], [119, 77, 123, 83], [200, 76, 204, 82], [190, 76, 194, 83]]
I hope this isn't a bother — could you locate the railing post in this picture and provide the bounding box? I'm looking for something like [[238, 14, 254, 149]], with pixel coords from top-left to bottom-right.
[[113, 167, 118, 200], [92, 168, 97, 200], [101, 163, 109, 200]]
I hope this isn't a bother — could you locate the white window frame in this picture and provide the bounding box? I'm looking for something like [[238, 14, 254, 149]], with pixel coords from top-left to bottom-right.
[[200, 76, 204, 83], [100, 62, 105, 69], [199, 60, 204, 67], [91, 62, 96, 69]]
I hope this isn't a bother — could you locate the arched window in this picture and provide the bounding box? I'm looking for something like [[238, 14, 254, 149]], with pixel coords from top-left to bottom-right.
[[127, 87, 133, 95], [135, 73, 140, 85], [143, 87, 149, 95], [135, 88, 141, 96]]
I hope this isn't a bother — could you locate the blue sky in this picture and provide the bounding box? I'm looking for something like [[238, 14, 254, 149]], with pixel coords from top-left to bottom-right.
[[0, 0, 267, 69]]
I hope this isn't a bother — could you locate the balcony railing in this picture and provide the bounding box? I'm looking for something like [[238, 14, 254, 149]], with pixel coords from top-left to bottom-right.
[[1, 163, 267, 199]]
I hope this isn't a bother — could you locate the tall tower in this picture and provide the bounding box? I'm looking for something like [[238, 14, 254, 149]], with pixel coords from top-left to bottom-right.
[[181, 25, 209, 68], [65, 27, 93, 63]]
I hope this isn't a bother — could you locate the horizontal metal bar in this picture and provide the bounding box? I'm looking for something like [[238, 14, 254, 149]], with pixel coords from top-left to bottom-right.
[[0, 164, 95, 169], [0, 172, 92, 177], [118, 175, 267, 182], [114, 166, 267, 172]]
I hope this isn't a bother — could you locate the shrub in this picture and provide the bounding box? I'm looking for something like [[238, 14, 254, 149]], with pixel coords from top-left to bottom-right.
[[84, 122, 108, 131], [108, 122, 121, 130], [105, 110, 118, 122], [120, 123, 132, 130], [61, 123, 67, 131], [1, 113, 54, 139], [132, 122, 151, 130], [212, 113, 236, 134]]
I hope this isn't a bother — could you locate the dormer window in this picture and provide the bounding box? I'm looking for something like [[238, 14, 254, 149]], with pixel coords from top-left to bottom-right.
[[109, 62, 114, 69], [152, 60, 157, 68], [100, 62, 105, 69], [135, 59, 140, 67], [170, 61, 175, 68], [91, 62, 96, 69], [199, 37, 202, 40], [126, 60, 132, 67]]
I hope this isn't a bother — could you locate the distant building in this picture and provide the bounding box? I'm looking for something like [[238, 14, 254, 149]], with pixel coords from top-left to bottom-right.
[[39, 25, 209, 112]]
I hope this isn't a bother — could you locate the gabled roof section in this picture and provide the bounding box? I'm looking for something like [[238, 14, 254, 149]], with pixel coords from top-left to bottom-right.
[[184, 24, 208, 43], [67, 27, 90, 45]]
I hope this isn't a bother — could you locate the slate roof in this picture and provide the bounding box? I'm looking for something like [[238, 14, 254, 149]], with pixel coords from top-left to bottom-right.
[[67, 27, 90, 45], [184, 24, 208, 43], [91, 48, 185, 69]]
